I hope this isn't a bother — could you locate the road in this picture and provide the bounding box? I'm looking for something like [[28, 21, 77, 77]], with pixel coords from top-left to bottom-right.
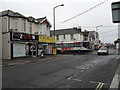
[[2, 48, 119, 89]]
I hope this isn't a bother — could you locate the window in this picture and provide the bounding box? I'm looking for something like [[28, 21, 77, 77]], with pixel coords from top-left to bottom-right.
[[63, 34, 66, 39], [14, 18, 18, 31], [71, 34, 74, 40], [56, 35, 59, 40], [22, 19, 26, 32], [29, 23, 32, 33], [2, 18, 7, 32], [41, 24, 47, 35]]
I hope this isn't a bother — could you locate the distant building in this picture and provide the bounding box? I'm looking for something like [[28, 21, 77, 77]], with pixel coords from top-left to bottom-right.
[[50, 27, 83, 43], [0, 10, 55, 60], [50, 27, 100, 50], [83, 30, 100, 50]]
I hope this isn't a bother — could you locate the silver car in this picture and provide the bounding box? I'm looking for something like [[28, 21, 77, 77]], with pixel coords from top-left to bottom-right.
[[97, 47, 109, 55]]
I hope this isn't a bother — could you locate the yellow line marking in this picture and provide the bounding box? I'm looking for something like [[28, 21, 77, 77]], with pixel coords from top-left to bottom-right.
[[96, 82, 105, 90], [90, 81, 105, 90]]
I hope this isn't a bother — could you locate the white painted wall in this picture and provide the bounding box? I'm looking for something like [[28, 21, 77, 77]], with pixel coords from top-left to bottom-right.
[[2, 33, 11, 59], [56, 33, 84, 42]]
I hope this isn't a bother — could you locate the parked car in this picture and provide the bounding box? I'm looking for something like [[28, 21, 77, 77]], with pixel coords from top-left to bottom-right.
[[97, 47, 109, 55]]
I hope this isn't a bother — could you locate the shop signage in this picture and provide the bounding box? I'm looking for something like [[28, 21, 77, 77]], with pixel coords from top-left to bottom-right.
[[39, 36, 55, 43], [13, 32, 38, 41]]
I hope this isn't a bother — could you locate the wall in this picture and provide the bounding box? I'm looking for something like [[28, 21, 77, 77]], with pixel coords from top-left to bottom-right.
[[0, 17, 2, 60], [74, 34, 80, 41], [2, 33, 11, 59], [2, 16, 8, 33], [32, 23, 38, 34], [10, 17, 22, 32], [56, 33, 83, 42]]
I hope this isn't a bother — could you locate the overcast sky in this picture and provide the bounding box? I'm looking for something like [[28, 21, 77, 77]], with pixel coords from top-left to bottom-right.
[[0, 0, 119, 43]]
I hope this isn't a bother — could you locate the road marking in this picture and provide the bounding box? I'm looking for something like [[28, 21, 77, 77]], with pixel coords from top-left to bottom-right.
[[96, 82, 105, 90], [95, 63, 97, 65], [81, 70, 84, 72], [67, 76, 73, 80], [68, 76, 82, 82], [72, 79, 82, 82], [82, 68, 85, 69], [86, 67, 90, 69], [91, 65, 93, 67], [90, 81, 105, 90]]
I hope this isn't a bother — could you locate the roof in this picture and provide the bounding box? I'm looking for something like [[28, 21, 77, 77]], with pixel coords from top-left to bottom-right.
[[36, 17, 46, 23], [1, 10, 26, 18], [50, 28, 82, 35], [0, 10, 52, 26], [27, 16, 37, 23], [36, 17, 52, 27], [82, 30, 89, 36]]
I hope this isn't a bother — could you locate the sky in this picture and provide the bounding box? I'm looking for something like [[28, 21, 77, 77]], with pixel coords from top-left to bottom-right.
[[0, 0, 119, 43]]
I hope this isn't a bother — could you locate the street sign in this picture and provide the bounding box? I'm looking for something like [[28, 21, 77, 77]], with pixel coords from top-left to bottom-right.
[[111, 1, 120, 23]]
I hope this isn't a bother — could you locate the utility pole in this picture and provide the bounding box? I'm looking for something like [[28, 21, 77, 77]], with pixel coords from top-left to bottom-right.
[[118, 23, 120, 55]]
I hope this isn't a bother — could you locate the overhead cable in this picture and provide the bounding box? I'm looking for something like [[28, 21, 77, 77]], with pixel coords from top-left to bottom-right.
[[61, 0, 109, 23]]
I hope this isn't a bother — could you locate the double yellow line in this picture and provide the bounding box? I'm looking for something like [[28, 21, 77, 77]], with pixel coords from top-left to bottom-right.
[[96, 82, 105, 90]]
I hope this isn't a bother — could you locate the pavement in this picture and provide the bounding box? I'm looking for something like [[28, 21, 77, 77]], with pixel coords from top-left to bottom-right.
[[2, 55, 58, 67], [2, 54, 120, 89], [109, 56, 120, 89]]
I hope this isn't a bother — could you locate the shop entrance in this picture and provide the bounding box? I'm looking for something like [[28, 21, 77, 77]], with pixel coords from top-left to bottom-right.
[[25, 43, 37, 57]]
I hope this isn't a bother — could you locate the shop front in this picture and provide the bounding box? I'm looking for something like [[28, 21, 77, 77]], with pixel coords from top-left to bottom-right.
[[11, 32, 39, 58], [38, 35, 55, 55]]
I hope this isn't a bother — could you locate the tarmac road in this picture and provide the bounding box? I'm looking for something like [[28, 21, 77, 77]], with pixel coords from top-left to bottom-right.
[[2, 48, 119, 89]]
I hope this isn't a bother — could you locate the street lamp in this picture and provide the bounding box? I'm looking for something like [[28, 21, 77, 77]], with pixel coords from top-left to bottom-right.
[[96, 25, 102, 32], [53, 4, 64, 38], [95, 25, 102, 39], [94, 25, 102, 49]]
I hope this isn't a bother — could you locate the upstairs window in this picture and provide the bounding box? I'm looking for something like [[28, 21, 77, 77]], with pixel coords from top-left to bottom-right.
[[63, 34, 66, 39], [71, 34, 74, 40], [29, 23, 32, 33], [14, 18, 18, 32], [22, 19, 26, 32]]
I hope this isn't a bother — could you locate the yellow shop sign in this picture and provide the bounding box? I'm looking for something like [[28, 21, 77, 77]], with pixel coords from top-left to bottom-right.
[[39, 36, 55, 43]]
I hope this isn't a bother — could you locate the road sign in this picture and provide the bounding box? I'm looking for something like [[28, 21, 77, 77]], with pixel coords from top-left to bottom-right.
[[111, 1, 120, 23]]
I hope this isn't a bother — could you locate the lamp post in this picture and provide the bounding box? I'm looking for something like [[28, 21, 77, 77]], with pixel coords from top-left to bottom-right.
[[53, 4, 64, 38], [95, 25, 102, 49]]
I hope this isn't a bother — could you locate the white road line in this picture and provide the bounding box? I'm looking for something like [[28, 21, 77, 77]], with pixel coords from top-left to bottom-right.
[[91, 65, 93, 67], [72, 79, 82, 82], [67, 76, 73, 80], [82, 68, 85, 69], [81, 70, 84, 72], [86, 67, 89, 69]]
